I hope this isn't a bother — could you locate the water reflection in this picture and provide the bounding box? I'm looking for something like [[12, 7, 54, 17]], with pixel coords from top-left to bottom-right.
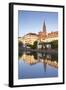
[[18, 51, 58, 79]]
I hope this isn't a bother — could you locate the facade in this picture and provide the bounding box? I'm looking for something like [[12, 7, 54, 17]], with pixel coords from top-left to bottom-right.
[[38, 32, 47, 41], [19, 33, 38, 45], [47, 31, 58, 38]]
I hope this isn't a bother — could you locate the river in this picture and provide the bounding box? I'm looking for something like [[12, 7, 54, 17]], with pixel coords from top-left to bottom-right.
[[18, 51, 58, 79]]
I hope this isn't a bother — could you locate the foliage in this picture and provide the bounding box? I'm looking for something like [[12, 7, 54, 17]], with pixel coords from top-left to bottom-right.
[[18, 41, 23, 47], [51, 40, 58, 49], [27, 41, 37, 49]]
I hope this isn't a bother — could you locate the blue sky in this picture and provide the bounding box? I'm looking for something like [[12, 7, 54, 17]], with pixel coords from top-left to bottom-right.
[[18, 10, 58, 37]]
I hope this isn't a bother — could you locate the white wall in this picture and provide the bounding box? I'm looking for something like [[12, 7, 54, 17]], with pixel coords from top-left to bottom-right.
[[0, 0, 65, 89]]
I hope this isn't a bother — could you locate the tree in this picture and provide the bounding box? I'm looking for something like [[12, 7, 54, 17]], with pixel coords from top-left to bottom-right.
[[27, 44, 33, 48], [26, 41, 37, 49], [51, 40, 58, 49], [18, 41, 23, 47], [32, 41, 37, 49]]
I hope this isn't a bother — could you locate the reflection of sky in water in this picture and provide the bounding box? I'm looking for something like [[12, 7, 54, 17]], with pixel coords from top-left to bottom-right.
[[18, 58, 58, 79]]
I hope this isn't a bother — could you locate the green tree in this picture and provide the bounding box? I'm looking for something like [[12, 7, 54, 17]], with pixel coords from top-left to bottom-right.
[[32, 41, 37, 49], [27, 41, 37, 49], [18, 41, 23, 47], [51, 40, 58, 49]]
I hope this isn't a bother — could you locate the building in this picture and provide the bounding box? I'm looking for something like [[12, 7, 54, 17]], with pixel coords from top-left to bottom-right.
[[37, 21, 58, 49], [19, 33, 38, 45], [18, 20, 58, 49], [47, 31, 58, 38], [38, 21, 47, 42]]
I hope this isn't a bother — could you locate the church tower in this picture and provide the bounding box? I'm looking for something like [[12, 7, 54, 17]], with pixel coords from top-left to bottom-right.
[[38, 20, 47, 42], [43, 21, 46, 33]]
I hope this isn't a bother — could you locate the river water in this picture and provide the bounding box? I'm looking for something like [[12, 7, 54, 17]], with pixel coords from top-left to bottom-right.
[[18, 51, 58, 79]]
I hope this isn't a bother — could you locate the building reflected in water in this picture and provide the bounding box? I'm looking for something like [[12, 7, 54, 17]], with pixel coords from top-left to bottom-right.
[[18, 51, 58, 79], [19, 52, 58, 72]]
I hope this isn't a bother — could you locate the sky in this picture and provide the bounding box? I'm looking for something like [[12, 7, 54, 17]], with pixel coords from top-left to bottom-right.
[[18, 10, 58, 37]]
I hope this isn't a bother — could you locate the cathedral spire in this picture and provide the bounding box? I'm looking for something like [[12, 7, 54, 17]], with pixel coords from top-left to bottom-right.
[[43, 21, 46, 33]]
